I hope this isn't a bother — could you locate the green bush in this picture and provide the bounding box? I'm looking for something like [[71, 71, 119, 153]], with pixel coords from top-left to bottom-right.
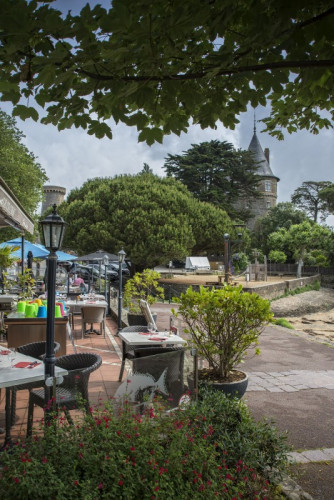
[[174, 285, 273, 380], [268, 250, 287, 264], [0, 391, 290, 499], [123, 268, 164, 313]]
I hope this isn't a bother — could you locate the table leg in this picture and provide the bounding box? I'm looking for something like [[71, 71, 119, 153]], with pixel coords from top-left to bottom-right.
[[118, 341, 126, 382], [1, 388, 13, 450]]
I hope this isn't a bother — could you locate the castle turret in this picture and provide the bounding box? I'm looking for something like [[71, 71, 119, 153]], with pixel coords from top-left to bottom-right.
[[41, 185, 66, 214], [246, 125, 279, 229]]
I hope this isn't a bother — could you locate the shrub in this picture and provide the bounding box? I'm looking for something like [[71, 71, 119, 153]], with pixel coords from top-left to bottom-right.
[[0, 390, 290, 499], [174, 285, 273, 380], [123, 268, 164, 313], [268, 250, 287, 264]]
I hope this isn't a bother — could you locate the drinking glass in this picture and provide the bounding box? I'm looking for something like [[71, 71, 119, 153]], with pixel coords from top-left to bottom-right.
[[9, 348, 17, 367]]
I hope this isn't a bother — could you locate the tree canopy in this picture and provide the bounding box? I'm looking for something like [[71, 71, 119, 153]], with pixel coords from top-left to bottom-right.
[[164, 140, 260, 219], [0, 110, 48, 240], [318, 183, 334, 213], [58, 174, 233, 270], [0, 0, 333, 143], [267, 221, 333, 264], [291, 181, 332, 222], [254, 202, 310, 253]]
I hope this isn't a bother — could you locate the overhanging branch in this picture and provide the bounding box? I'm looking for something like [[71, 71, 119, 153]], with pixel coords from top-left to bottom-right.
[[78, 59, 334, 82]]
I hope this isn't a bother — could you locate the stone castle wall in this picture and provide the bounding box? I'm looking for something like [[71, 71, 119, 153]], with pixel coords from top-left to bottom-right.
[[41, 185, 66, 214]]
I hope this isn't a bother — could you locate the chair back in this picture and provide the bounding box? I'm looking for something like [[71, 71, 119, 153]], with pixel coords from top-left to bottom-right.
[[81, 306, 105, 323], [55, 353, 102, 401], [132, 347, 185, 406], [17, 341, 61, 360], [139, 299, 157, 330]]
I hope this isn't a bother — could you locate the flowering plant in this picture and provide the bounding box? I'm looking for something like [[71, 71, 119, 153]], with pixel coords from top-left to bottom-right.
[[0, 389, 289, 499]]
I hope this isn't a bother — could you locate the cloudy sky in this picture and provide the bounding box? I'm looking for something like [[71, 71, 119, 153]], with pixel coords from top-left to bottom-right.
[[3, 0, 334, 223]]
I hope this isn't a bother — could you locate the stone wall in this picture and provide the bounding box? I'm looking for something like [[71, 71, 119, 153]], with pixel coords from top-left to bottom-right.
[[160, 275, 321, 301]]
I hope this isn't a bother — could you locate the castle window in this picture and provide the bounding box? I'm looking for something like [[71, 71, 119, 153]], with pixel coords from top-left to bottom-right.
[[266, 201, 271, 208], [265, 180, 271, 192]]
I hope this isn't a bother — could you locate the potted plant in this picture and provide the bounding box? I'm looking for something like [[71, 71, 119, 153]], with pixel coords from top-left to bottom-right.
[[174, 284, 272, 397], [123, 269, 164, 326]]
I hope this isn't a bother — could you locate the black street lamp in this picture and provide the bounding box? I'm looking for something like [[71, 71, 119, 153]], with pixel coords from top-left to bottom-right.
[[117, 249, 126, 336], [40, 204, 66, 407], [224, 233, 230, 284], [103, 254, 109, 301]]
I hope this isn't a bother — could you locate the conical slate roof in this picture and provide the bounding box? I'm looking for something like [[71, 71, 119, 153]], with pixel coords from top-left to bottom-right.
[[248, 131, 278, 179]]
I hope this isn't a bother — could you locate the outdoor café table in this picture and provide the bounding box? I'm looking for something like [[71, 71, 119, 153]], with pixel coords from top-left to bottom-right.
[[0, 346, 68, 449], [65, 298, 108, 334], [118, 330, 186, 381]]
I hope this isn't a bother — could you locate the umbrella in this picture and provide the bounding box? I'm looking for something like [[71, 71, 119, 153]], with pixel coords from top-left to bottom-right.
[[75, 250, 118, 262], [0, 238, 49, 259], [0, 238, 77, 262]]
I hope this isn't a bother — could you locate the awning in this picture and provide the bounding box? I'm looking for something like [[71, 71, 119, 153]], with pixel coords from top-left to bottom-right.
[[0, 177, 34, 234]]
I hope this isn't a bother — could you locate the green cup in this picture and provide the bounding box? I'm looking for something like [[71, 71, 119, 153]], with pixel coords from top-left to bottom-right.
[[25, 304, 36, 318], [17, 301, 26, 313], [55, 305, 62, 318]]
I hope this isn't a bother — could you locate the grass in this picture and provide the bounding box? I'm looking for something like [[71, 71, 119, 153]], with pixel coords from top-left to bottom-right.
[[271, 318, 294, 329], [271, 280, 320, 301]]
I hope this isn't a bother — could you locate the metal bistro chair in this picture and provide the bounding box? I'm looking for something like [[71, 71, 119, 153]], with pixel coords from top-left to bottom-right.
[[27, 352, 102, 436], [81, 306, 106, 338], [132, 347, 186, 408], [118, 325, 152, 382], [10, 341, 61, 426]]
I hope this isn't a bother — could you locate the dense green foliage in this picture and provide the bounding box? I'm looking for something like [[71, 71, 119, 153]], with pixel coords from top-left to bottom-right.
[[267, 221, 333, 264], [123, 269, 164, 313], [0, 389, 290, 499], [174, 285, 273, 379], [164, 140, 261, 219], [268, 250, 287, 264], [318, 183, 334, 213], [254, 203, 310, 254], [0, 1, 333, 143], [0, 111, 48, 240], [291, 181, 332, 222], [58, 174, 233, 270]]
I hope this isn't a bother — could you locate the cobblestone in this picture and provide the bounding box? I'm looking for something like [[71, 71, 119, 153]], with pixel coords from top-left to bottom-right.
[[248, 370, 334, 392]]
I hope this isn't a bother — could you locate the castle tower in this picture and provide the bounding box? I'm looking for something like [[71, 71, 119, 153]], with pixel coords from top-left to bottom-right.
[[241, 123, 280, 230], [41, 185, 66, 214]]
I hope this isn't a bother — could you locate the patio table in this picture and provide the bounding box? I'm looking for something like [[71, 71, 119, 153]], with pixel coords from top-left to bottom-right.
[[0, 346, 68, 448], [118, 330, 186, 381], [65, 299, 108, 334]]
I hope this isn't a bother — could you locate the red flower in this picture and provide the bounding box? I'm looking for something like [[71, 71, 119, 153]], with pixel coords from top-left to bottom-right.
[[98, 482, 103, 489], [13, 477, 19, 484], [74, 480, 79, 486], [41, 457, 48, 464], [119, 480, 123, 486]]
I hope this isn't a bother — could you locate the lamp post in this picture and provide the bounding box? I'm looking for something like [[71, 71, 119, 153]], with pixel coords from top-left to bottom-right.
[[40, 204, 66, 408], [224, 233, 230, 284], [103, 255, 109, 301], [117, 249, 126, 336]]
